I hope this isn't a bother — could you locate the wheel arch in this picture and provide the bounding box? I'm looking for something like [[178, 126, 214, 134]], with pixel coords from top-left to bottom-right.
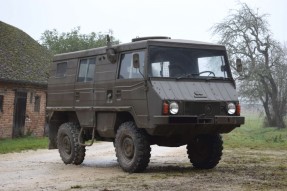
[[114, 112, 134, 133], [48, 111, 79, 149], [113, 108, 149, 136]]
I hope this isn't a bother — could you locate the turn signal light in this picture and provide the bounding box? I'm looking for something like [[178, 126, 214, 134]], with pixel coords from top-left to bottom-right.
[[163, 102, 169, 115], [236, 103, 241, 116]]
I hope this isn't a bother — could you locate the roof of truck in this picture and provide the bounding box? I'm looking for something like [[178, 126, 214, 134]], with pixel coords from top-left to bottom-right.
[[53, 37, 225, 62]]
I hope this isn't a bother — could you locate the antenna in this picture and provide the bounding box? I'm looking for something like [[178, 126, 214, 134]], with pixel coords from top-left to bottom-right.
[[106, 35, 111, 48]]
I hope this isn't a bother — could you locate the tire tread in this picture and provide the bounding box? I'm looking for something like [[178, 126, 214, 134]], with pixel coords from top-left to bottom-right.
[[115, 121, 151, 173], [187, 134, 223, 169], [57, 122, 86, 165]]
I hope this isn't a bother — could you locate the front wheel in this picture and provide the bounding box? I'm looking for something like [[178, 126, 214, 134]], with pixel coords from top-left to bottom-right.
[[187, 134, 223, 169], [57, 122, 86, 165], [115, 121, 151, 173]]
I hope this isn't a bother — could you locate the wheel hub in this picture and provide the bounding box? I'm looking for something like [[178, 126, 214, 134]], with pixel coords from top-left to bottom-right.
[[62, 136, 71, 154], [122, 137, 134, 159]]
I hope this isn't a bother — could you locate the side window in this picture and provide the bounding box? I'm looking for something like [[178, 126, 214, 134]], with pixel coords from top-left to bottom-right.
[[77, 57, 96, 82], [0, 95, 3, 112], [34, 95, 40, 112], [56, 62, 67, 77], [119, 51, 145, 79]]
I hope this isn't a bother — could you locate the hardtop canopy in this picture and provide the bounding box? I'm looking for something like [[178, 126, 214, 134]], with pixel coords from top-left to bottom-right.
[[53, 38, 226, 62]]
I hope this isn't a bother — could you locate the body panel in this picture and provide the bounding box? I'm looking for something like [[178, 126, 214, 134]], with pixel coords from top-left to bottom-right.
[[151, 80, 237, 101]]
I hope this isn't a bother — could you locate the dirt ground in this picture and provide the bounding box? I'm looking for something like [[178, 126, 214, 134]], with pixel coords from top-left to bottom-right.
[[0, 142, 286, 191]]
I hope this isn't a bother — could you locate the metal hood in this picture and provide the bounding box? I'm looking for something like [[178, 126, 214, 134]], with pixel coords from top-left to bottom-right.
[[151, 80, 238, 101]]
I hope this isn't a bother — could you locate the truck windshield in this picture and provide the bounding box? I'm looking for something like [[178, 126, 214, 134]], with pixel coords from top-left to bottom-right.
[[148, 46, 230, 79]]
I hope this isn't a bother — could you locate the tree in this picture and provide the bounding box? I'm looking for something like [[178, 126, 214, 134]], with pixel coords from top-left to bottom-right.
[[40, 27, 119, 54], [212, 3, 287, 128]]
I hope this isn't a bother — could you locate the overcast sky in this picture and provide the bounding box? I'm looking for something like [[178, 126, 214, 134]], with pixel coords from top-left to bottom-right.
[[0, 0, 286, 44]]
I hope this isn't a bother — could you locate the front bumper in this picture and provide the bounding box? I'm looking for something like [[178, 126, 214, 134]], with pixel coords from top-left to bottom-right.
[[153, 115, 244, 126], [146, 115, 245, 136]]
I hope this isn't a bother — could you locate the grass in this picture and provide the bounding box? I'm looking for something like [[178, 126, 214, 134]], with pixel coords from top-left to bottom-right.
[[223, 115, 287, 150], [0, 136, 48, 154]]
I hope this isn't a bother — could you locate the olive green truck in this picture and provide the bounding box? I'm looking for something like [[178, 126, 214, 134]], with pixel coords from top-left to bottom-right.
[[47, 36, 244, 172]]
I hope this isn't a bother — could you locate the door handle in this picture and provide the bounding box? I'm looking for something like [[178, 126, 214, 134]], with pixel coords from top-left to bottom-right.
[[115, 90, 121, 101], [106, 90, 113, 103], [75, 92, 80, 102]]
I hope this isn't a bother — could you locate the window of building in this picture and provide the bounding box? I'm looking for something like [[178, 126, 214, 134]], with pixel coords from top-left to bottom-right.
[[34, 95, 40, 112], [77, 57, 96, 82], [30, 92, 34, 103], [0, 95, 3, 112], [119, 51, 145, 79], [56, 62, 67, 77]]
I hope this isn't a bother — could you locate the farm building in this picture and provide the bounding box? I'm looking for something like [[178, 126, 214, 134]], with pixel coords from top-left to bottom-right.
[[0, 21, 51, 138]]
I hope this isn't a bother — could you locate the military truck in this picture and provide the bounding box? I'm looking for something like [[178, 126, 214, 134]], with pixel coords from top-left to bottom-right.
[[47, 36, 244, 173]]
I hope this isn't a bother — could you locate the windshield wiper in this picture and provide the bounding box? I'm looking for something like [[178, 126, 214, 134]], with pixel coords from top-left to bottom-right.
[[176, 74, 230, 81], [176, 73, 199, 80], [204, 76, 230, 81]]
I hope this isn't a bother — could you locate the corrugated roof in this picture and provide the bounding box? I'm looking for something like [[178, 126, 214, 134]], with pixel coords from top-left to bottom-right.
[[0, 21, 52, 85]]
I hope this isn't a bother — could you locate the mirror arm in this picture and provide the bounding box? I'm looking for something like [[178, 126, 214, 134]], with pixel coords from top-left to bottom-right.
[[106, 35, 117, 64], [236, 58, 243, 72]]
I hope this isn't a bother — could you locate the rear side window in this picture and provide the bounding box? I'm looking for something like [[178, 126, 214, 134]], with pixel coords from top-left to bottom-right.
[[34, 95, 41, 112], [77, 57, 96, 82], [56, 62, 67, 77]]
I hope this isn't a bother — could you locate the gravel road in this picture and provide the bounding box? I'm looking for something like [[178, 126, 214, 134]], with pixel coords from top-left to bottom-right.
[[0, 142, 286, 191]]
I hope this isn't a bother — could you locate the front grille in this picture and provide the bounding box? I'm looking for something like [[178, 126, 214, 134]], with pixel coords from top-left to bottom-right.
[[184, 102, 222, 116]]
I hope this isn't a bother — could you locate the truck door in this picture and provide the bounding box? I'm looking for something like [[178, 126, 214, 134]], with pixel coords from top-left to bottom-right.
[[114, 50, 148, 127], [74, 57, 96, 107]]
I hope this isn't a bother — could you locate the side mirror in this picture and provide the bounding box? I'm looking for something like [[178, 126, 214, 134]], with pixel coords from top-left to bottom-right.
[[133, 53, 140, 68], [106, 35, 117, 64], [106, 48, 117, 64], [236, 58, 243, 72]]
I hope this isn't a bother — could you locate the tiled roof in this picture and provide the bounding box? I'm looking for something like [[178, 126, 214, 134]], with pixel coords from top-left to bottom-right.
[[0, 21, 52, 85]]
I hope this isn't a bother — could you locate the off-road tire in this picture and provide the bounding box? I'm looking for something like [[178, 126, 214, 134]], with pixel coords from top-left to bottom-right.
[[57, 122, 86, 165], [187, 134, 223, 169], [115, 121, 151, 173]]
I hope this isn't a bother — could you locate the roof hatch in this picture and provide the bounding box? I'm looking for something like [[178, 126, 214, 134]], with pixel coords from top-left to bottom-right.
[[132, 36, 171, 42]]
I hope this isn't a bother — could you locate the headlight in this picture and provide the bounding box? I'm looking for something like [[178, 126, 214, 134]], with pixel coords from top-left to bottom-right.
[[227, 103, 236, 115], [169, 102, 179, 114]]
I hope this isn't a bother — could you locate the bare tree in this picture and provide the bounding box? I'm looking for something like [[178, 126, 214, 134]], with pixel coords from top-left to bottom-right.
[[212, 3, 287, 128]]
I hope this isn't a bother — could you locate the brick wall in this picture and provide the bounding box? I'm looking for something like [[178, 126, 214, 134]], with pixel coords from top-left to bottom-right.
[[0, 82, 46, 138], [0, 87, 14, 138], [25, 90, 46, 136]]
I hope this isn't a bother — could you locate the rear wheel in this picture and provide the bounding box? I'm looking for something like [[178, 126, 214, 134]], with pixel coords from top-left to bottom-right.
[[115, 121, 151, 173], [187, 134, 223, 169], [57, 122, 86, 165]]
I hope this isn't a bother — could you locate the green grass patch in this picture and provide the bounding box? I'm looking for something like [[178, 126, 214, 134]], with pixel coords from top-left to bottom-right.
[[223, 116, 287, 149], [0, 136, 48, 154]]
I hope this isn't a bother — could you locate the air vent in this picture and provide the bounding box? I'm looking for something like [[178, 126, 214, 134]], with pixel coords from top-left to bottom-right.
[[132, 36, 171, 42]]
